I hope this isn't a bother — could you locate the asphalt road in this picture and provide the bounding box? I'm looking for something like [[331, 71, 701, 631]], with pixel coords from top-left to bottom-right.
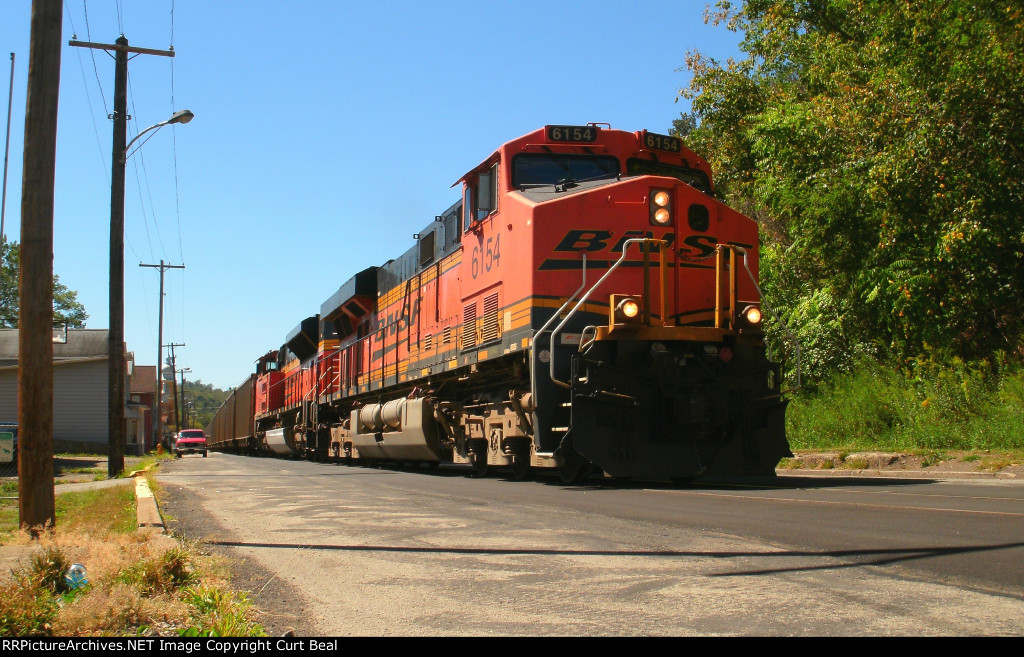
[[156, 452, 1024, 636]]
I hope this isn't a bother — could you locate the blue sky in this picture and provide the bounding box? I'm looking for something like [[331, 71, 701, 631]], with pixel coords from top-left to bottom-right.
[[0, 0, 742, 390]]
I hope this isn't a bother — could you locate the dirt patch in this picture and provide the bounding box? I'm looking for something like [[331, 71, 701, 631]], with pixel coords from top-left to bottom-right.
[[780, 451, 1024, 478]]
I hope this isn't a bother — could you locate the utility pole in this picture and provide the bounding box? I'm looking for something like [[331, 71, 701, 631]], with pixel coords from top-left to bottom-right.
[[177, 366, 191, 431], [166, 342, 184, 432], [69, 37, 174, 475], [18, 0, 61, 533], [140, 261, 184, 451]]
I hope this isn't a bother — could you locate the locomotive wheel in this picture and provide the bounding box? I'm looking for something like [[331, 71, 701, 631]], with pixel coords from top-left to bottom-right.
[[511, 454, 531, 481], [470, 451, 489, 477]]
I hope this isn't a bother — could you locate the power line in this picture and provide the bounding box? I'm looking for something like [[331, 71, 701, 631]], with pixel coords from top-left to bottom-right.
[[81, 0, 109, 116]]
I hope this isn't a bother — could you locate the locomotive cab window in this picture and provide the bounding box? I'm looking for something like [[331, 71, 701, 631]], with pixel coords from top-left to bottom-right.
[[477, 163, 498, 221], [464, 163, 499, 231], [626, 158, 711, 194], [512, 153, 620, 189], [463, 186, 473, 233]]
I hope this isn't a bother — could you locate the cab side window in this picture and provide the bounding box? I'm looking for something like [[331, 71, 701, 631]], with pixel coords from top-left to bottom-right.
[[477, 163, 498, 221], [463, 186, 473, 233], [465, 163, 499, 233]]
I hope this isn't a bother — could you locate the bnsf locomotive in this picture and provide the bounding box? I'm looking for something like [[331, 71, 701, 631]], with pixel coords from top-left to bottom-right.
[[207, 124, 792, 482]]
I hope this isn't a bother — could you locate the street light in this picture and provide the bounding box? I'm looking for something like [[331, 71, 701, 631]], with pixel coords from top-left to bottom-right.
[[108, 107, 194, 477], [123, 110, 194, 162]]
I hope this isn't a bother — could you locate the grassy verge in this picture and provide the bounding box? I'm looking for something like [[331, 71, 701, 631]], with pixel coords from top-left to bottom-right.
[[0, 469, 265, 637], [786, 357, 1024, 463]]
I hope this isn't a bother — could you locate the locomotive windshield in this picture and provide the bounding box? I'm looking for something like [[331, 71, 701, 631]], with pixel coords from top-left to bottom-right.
[[626, 158, 711, 193], [512, 153, 620, 189]]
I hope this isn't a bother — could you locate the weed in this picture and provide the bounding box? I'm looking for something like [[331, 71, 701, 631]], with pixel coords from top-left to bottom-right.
[[963, 454, 981, 462], [0, 575, 57, 636], [979, 456, 1016, 472], [31, 545, 72, 594], [842, 457, 870, 470], [179, 587, 265, 637], [117, 546, 195, 595]]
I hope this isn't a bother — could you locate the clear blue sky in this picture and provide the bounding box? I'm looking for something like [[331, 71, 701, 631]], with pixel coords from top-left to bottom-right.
[[1, 0, 742, 390]]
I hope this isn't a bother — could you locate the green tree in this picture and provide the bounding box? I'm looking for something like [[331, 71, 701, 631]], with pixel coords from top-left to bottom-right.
[[680, 0, 1024, 376], [181, 380, 229, 430], [0, 235, 89, 328]]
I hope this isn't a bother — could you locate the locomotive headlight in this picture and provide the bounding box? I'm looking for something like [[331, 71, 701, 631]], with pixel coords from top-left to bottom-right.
[[618, 298, 640, 319], [742, 304, 763, 326], [650, 189, 673, 226], [610, 294, 644, 325]]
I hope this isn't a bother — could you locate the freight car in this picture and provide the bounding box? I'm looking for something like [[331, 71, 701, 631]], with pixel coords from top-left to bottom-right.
[[207, 124, 793, 482]]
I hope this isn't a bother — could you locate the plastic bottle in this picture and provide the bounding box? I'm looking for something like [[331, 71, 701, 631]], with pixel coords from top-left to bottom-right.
[[65, 563, 88, 590]]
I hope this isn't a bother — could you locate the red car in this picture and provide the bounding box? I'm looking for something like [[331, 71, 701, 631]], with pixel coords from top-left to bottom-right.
[[174, 429, 208, 458]]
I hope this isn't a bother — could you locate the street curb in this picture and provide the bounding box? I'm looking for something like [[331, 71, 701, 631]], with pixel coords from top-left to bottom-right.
[[133, 473, 166, 533]]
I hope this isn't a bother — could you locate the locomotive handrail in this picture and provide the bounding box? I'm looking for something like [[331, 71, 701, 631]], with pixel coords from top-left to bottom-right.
[[529, 253, 587, 404], [549, 238, 657, 389], [735, 246, 802, 392]]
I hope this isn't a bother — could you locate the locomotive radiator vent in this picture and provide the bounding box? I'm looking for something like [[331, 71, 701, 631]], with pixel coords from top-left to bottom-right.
[[463, 303, 478, 349]]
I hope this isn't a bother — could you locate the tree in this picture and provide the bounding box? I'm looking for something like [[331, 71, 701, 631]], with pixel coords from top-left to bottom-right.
[[0, 235, 88, 328], [679, 0, 1024, 376]]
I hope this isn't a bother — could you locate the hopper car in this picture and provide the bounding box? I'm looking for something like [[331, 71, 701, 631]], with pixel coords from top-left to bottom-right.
[[207, 124, 793, 482]]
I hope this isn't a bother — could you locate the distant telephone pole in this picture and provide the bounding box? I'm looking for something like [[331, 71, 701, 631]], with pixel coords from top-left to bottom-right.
[[177, 366, 191, 430], [140, 261, 184, 450], [18, 0, 62, 534], [166, 342, 184, 432]]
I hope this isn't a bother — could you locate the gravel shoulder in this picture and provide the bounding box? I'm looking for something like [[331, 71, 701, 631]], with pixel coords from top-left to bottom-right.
[[157, 480, 320, 637]]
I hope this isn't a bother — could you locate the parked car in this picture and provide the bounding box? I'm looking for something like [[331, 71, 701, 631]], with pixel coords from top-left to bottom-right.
[[173, 429, 208, 458]]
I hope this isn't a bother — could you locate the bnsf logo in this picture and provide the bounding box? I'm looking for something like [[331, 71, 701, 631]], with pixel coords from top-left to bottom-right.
[[554, 229, 732, 259]]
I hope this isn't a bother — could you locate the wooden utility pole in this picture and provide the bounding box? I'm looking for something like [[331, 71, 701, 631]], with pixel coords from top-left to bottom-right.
[[140, 261, 184, 450], [177, 366, 190, 430], [70, 37, 175, 474], [18, 0, 62, 533], [166, 342, 184, 432]]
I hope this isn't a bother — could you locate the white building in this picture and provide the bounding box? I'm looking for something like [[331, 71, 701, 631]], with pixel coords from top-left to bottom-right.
[[0, 328, 151, 454]]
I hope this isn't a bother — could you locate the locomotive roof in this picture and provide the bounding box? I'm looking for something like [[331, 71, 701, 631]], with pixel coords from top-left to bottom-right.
[[321, 266, 379, 322], [455, 125, 713, 190], [285, 316, 319, 361]]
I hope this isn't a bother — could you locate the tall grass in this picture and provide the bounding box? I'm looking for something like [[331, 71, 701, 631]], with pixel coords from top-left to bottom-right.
[[0, 479, 265, 637], [787, 358, 1024, 453]]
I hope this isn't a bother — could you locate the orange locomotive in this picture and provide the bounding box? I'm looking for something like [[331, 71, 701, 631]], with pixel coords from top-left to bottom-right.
[[208, 124, 793, 481]]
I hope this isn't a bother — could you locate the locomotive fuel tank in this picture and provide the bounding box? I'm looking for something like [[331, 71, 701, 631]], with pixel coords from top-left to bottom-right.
[[264, 427, 297, 456], [349, 397, 446, 461]]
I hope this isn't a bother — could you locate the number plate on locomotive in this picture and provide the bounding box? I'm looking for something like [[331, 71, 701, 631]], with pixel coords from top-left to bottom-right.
[[546, 125, 598, 143], [643, 131, 682, 153]]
